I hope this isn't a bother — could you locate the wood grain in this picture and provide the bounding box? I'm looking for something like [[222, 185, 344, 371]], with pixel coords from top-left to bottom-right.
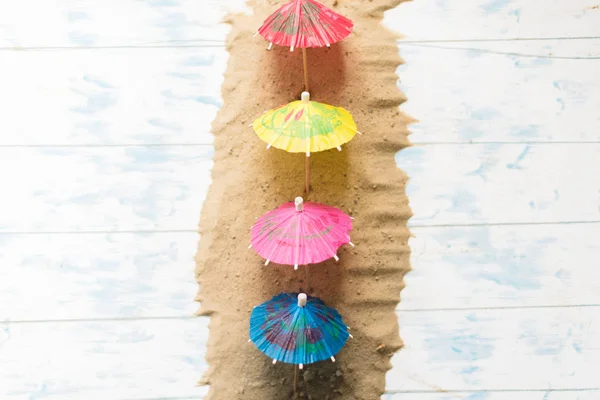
[[385, 0, 600, 40], [404, 224, 600, 309], [0, 50, 225, 145], [0, 0, 244, 47], [0, 319, 210, 399], [396, 44, 600, 143], [3, 307, 598, 397], [384, 391, 600, 400], [0, 232, 200, 321], [3, 222, 597, 322], [388, 307, 600, 391], [0, 147, 212, 232], [396, 144, 600, 226]]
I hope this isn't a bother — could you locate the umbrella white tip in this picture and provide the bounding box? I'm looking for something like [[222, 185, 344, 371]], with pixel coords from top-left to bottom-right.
[[294, 264, 299, 270], [266, 143, 272, 149], [267, 42, 273, 51], [333, 255, 340, 262], [290, 45, 294, 52], [350, 217, 355, 220], [301, 91, 310, 103], [330, 356, 336, 362], [265, 259, 270, 266], [336, 146, 342, 151], [248, 339, 252, 342], [349, 334, 354, 339], [298, 293, 307, 307], [272, 359, 277, 364], [249, 124, 253, 127], [326, 43, 330, 47], [349, 241, 355, 248], [357, 131, 362, 135], [248, 244, 252, 249], [295, 197, 304, 212], [253, 31, 259, 38], [299, 364, 304, 370], [306, 152, 310, 157]]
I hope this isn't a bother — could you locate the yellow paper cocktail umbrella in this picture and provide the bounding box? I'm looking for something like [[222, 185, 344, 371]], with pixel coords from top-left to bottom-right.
[[251, 92, 360, 193]]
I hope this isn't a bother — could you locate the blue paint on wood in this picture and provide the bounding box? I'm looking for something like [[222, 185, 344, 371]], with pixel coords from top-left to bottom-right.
[[67, 11, 89, 22], [183, 55, 217, 67], [481, 0, 511, 13], [144, 0, 180, 6], [465, 393, 489, 400], [68, 31, 97, 46], [147, 118, 182, 132], [82, 75, 113, 89], [513, 57, 553, 68], [512, 9, 521, 22], [195, 95, 223, 107], [423, 227, 545, 290], [72, 93, 117, 114], [426, 329, 494, 362], [506, 145, 530, 169], [167, 71, 205, 80]]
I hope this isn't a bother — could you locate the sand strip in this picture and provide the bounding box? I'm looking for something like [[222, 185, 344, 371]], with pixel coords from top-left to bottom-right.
[[195, 1, 412, 398]]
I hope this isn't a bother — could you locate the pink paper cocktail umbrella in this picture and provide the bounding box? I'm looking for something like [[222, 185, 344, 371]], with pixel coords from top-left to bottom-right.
[[256, 0, 354, 91], [249, 197, 354, 270]]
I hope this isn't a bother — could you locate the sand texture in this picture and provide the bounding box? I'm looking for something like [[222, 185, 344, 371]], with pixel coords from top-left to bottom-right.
[[194, 0, 412, 398]]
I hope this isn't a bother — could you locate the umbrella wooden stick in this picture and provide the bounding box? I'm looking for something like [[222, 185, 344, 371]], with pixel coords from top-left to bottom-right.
[[302, 48, 309, 92], [304, 264, 310, 289], [301, 92, 311, 195], [293, 365, 298, 393], [305, 155, 310, 194]]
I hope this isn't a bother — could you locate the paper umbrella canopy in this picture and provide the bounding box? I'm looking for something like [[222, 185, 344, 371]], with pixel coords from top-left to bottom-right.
[[252, 92, 360, 156], [249, 197, 353, 269], [249, 292, 351, 368], [257, 0, 354, 50]]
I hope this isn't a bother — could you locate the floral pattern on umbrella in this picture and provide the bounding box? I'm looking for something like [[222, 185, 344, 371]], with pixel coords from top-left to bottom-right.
[[252, 92, 359, 155], [250, 197, 353, 269], [258, 0, 354, 49], [250, 292, 351, 366]]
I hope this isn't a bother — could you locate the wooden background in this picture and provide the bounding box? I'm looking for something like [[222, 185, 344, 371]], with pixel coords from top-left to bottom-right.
[[1, 0, 599, 398]]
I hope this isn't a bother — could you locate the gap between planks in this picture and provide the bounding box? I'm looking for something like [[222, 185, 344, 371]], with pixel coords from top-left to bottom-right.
[[2, 36, 599, 52], [3, 141, 600, 148], [4, 305, 600, 325], [1, 220, 600, 235], [385, 388, 600, 394]]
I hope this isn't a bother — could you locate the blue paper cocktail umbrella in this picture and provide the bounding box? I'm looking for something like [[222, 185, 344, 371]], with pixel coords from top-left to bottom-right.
[[249, 292, 351, 370]]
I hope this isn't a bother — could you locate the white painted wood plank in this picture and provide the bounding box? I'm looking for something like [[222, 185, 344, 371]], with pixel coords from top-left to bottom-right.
[[396, 45, 600, 143], [0, 147, 212, 232], [387, 307, 600, 392], [0, 49, 225, 145], [0, 232, 199, 321], [0, 319, 210, 399], [0, 0, 247, 47], [400, 223, 600, 310], [395, 144, 600, 226], [3, 309, 597, 398], [2, 222, 598, 322], [384, 391, 600, 400], [384, 0, 600, 41], [404, 223, 600, 310]]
